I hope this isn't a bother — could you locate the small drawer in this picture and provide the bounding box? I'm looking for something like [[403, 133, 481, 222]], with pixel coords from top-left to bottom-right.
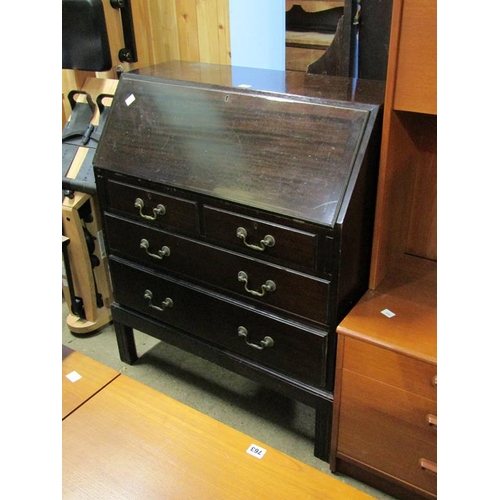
[[338, 370, 437, 495], [105, 214, 330, 324], [342, 337, 437, 400], [204, 206, 317, 270], [105, 179, 198, 234], [108, 257, 328, 387]]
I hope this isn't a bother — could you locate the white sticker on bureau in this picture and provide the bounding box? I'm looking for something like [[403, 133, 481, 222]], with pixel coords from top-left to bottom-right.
[[246, 444, 267, 459], [125, 94, 136, 106]]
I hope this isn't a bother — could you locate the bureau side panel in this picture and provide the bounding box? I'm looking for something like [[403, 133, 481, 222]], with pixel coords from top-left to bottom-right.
[[333, 108, 382, 324], [329, 333, 346, 469]]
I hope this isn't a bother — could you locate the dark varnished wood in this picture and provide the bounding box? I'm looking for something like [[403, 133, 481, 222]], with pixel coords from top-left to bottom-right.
[[109, 256, 328, 387], [95, 72, 380, 227], [105, 178, 199, 235], [94, 62, 384, 462], [105, 214, 330, 325], [203, 205, 318, 271]]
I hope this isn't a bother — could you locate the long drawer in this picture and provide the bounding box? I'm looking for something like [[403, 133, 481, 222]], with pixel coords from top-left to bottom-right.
[[105, 214, 330, 324], [343, 337, 437, 401], [108, 257, 329, 387], [337, 369, 437, 495]]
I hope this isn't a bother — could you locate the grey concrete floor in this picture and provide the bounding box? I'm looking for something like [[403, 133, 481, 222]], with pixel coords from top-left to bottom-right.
[[62, 298, 396, 499]]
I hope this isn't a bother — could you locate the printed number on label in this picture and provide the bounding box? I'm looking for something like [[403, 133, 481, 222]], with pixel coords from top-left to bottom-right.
[[246, 444, 267, 459]]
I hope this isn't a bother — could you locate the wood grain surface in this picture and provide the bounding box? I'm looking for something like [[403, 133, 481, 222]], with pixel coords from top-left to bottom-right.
[[62, 349, 120, 419], [63, 374, 375, 499]]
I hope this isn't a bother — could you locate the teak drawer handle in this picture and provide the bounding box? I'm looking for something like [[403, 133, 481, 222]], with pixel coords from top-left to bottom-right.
[[420, 458, 437, 475], [143, 289, 173, 311], [237, 271, 276, 297], [236, 227, 275, 252], [237, 326, 274, 350], [140, 238, 171, 260], [134, 198, 166, 221], [427, 414, 437, 429]]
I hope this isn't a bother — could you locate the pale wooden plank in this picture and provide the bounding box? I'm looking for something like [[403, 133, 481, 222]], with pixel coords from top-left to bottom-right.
[[197, 0, 220, 64], [216, 0, 231, 65], [286, 31, 334, 47], [63, 374, 375, 499], [149, 0, 181, 63], [62, 195, 98, 322], [176, 0, 200, 62], [62, 349, 120, 419]]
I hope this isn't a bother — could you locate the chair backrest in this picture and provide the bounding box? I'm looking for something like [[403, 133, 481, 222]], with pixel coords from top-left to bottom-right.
[[62, 0, 112, 71]]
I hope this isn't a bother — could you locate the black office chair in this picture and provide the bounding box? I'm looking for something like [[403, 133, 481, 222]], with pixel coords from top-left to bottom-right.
[[62, 0, 112, 72]]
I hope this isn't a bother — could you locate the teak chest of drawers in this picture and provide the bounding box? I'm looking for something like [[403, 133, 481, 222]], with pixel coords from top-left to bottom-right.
[[93, 61, 384, 461], [330, 256, 437, 498]]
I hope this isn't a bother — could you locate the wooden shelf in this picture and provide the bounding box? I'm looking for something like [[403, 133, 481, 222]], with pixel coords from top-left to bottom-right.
[[284, 0, 343, 71], [286, 30, 335, 49], [369, 0, 437, 288]]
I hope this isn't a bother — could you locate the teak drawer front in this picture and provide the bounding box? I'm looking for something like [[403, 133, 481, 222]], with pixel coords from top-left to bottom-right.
[[338, 369, 437, 495], [105, 214, 330, 324], [203, 206, 317, 270], [108, 257, 328, 387], [343, 337, 436, 400], [105, 179, 198, 234]]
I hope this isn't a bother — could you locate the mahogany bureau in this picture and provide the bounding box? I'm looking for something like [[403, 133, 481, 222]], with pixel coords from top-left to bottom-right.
[[93, 61, 384, 461]]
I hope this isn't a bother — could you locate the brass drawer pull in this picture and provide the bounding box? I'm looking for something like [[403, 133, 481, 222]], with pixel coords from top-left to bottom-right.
[[431, 375, 437, 388], [134, 197, 166, 220], [143, 289, 173, 311], [237, 271, 276, 297], [427, 414, 437, 429], [238, 326, 274, 350], [236, 227, 275, 252], [419, 458, 437, 475], [140, 238, 171, 260]]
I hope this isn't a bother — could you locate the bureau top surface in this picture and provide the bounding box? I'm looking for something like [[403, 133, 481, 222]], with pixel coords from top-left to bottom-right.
[[134, 61, 386, 105], [94, 62, 382, 227]]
